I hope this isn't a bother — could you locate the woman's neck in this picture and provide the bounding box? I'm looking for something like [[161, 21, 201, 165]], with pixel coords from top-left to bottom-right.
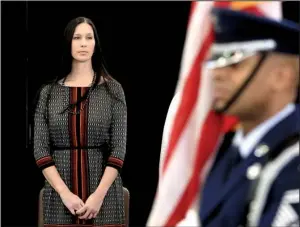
[[68, 60, 94, 81]]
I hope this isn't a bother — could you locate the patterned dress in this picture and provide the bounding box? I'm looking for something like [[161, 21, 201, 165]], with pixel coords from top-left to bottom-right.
[[33, 79, 127, 227]]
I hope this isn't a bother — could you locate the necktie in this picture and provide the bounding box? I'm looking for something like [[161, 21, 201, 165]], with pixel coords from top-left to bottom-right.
[[224, 144, 242, 182]]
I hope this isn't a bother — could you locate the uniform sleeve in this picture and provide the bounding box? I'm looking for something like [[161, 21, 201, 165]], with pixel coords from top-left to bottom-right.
[[258, 156, 299, 227], [33, 85, 55, 170], [107, 82, 127, 172]]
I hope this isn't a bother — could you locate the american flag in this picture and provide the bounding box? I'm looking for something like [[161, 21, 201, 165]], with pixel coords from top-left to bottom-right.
[[147, 1, 282, 226]]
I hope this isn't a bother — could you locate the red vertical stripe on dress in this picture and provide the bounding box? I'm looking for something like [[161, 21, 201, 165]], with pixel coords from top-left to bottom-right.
[[69, 87, 80, 224], [80, 87, 92, 225]]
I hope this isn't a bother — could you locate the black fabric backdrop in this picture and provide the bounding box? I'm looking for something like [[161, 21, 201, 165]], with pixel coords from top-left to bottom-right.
[[1, 1, 299, 226]]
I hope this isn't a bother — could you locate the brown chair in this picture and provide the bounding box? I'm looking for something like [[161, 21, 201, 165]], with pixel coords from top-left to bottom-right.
[[123, 187, 130, 227], [38, 187, 130, 227], [38, 187, 44, 227]]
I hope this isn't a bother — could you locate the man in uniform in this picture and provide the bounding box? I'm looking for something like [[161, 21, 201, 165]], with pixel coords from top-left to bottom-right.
[[199, 7, 299, 227]]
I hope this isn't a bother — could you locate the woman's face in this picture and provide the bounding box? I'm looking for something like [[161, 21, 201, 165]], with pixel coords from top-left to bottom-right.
[[71, 22, 95, 62]]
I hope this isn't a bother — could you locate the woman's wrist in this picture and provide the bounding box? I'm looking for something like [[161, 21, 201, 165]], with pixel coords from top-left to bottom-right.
[[94, 186, 109, 198], [57, 185, 70, 196]]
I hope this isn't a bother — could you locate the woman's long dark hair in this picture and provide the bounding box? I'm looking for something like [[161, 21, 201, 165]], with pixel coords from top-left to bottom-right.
[[44, 17, 114, 116]]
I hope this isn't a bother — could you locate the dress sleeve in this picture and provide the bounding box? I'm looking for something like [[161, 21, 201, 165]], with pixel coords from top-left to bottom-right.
[[107, 82, 127, 172], [33, 84, 55, 170]]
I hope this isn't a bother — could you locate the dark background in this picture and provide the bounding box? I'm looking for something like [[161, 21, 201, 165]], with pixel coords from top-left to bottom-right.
[[1, 1, 299, 226]]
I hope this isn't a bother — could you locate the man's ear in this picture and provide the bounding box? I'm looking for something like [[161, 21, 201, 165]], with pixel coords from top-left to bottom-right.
[[268, 54, 297, 92]]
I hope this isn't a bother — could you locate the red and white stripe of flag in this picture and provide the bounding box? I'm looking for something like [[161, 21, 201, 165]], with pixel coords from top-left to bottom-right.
[[147, 2, 282, 227]]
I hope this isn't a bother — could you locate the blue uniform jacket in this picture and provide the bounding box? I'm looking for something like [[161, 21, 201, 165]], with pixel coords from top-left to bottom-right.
[[199, 105, 300, 227]]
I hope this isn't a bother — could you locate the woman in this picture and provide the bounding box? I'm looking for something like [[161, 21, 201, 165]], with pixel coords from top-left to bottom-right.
[[33, 17, 127, 226]]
